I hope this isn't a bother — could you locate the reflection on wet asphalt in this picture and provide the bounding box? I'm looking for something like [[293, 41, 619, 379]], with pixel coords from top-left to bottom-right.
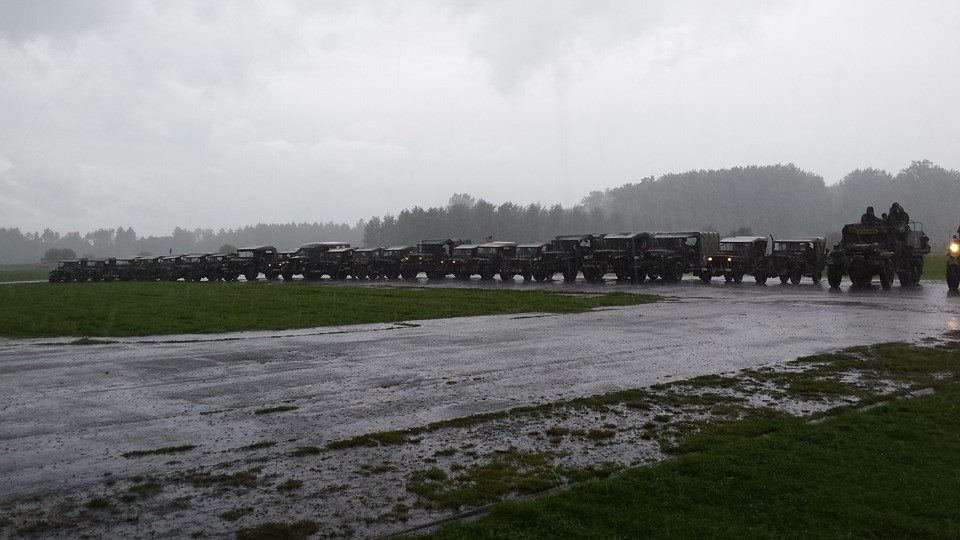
[[0, 277, 958, 496]]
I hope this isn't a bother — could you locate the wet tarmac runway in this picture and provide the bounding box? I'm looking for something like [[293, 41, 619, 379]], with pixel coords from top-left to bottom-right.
[[1, 277, 959, 499]]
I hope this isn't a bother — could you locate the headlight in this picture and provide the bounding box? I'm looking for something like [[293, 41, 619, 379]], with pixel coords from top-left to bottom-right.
[[727, 257, 732, 262], [707, 257, 713, 262], [951, 242, 959, 254]]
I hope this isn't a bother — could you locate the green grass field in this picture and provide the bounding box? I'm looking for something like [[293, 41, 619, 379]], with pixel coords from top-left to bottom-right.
[[0, 282, 659, 338], [0, 265, 50, 283], [428, 379, 960, 538], [923, 254, 947, 280]]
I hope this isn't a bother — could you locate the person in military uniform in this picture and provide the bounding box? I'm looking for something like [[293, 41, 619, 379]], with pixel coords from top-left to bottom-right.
[[860, 206, 881, 225], [887, 202, 910, 229]]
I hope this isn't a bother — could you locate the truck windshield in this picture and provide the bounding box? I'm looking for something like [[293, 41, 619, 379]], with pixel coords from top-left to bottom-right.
[[477, 247, 497, 256], [719, 243, 750, 255]]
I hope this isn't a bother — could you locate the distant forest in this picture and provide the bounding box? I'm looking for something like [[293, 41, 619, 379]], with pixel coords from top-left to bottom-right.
[[2, 160, 957, 264], [363, 160, 960, 247]]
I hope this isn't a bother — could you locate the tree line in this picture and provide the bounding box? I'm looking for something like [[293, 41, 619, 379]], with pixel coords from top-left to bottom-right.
[[3, 160, 957, 265], [364, 160, 959, 247]]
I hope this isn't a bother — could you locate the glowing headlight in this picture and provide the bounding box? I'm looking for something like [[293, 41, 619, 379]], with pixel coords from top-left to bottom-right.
[[727, 257, 733, 262], [951, 242, 959, 254], [707, 257, 713, 262]]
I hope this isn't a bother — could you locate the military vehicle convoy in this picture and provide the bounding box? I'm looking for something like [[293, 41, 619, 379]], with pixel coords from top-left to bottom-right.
[[946, 234, 959, 292], [49, 204, 949, 291], [770, 237, 827, 284], [700, 236, 771, 284], [826, 222, 929, 289]]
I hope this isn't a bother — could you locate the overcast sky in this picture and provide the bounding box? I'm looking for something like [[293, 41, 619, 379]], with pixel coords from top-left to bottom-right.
[[1, 1, 958, 235]]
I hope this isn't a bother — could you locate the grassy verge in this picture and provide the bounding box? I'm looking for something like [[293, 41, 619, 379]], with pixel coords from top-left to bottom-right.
[[0, 282, 660, 338], [426, 380, 960, 538], [0, 264, 49, 283], [923, 254, 947, 280]]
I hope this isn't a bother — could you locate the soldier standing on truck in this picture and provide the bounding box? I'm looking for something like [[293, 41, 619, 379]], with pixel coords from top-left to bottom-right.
[[860, 206, 881, 225], [887, 202, 910, 229]]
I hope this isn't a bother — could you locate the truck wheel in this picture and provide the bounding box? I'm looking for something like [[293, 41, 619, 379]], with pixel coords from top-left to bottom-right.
[[401, 268, 417, 280], [387, 271, 401, 280], [244, 272, 258, 282], [947, 265, 960, 291], [827, 267, 843, 288], [723, 274, 732, 283], [879, 264, 893, 290], [779, 275, 788, 285], [282, 273, 294, 281], [500, 271, 515, 282], [700, 273, 712, 283], [812, 270, 822, 284], [755, 273, 767, 285], [534, 272, 549, 282], [733, 273, 744, 284], [522, 272, 532, 282], [562, 265, 577, 282], [790, 270, 802, 285]]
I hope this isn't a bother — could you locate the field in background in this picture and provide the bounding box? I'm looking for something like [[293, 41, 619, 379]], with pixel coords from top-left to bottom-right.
[[0, 265, 49, 283], [923, 255, 947, 280], [0, 283, 659, 338]]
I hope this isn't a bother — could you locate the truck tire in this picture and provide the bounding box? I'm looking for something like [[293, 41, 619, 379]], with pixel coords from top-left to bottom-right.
[[827, 267, 843, 288], [790, 270, 802, 285], [282, 273, 294, 281], [244, 272, 258, 282], [779, 275, 789, 285], [879, 264, 893, 290], [700, 273, 712, 283], [755, 273, 767, 285], [401, 267, 418, 280], [812, 270, 822, 284], [562, 264, 577, 282], [500, 271, 515, 282]]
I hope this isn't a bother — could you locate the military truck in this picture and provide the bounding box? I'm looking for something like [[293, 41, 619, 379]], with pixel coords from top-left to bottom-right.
[[543, 234, 601, 282], [200, 253, 230, 281], [135, 256, 163, 281], [179, 253, 210, 282], [315, 247, 355, 279], [159, 255, 185, 281], [446, 244, 480, 280], [225, 245, 277, 282], [700, 236, 772, 284], [266, 250, 297, 281], [114, 258, 139, 281], [644, 232, 720, 282], [476, 242, 517, 280], [501, 242, 552, 281], [589, 232, 652, 282], [948, 234, 959, 292], [769, 237, 827, 284], [400, 239, 471, 280], [296, 242, 351, 280], [826, 222, 930, 289], [367, 246, 415, 279], [80, 259, 118, 281], [49, 259, 84, 282], [351, 247, 383, 279]]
